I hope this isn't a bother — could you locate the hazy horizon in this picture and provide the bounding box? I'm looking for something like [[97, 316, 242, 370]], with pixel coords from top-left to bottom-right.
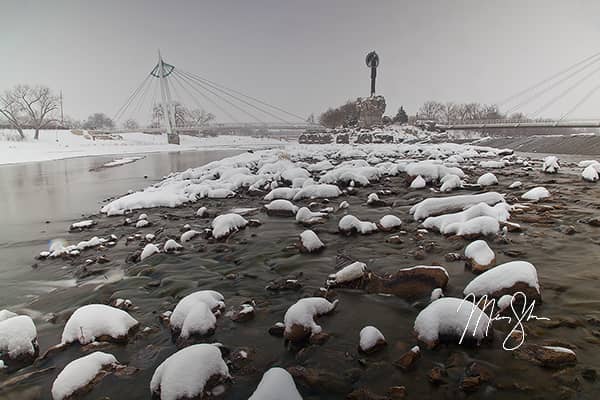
[[3, 0, 600, 124]]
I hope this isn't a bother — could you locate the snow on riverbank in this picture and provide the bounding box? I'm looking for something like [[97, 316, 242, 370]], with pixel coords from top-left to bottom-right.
[[0, 129, 287, 165]]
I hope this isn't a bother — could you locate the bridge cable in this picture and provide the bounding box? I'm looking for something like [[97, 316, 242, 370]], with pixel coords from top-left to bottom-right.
[[528, 63, 600, 119], [177, 69, 292, 124], [173, 70, 266, 124], [128, 75, 154, 124], [113, 74, 151, 123], [181, 70, 307, 122], [497, 50, 600, 108], [558, 84, 600, 121], [504, 55, 600, 116], [169, 70, 241, 123]]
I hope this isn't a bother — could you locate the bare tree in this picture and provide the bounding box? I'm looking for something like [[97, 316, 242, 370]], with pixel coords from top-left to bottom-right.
[[0, 89, 27, 139], [417, 101, 445, 121], [123, 119, 139, 130], [442, 102, 460, 123], [83, 113, 114, 130], [15, 85, 59, 139], [186, 109, 215, 127], [152, 102, 188, 128]]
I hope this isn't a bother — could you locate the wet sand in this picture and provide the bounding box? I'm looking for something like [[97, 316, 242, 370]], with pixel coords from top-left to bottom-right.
[[2, 149, 600, 399]]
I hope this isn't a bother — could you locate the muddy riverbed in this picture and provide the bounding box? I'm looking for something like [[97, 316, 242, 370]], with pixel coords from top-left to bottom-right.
[[2, 148, 600, 399]]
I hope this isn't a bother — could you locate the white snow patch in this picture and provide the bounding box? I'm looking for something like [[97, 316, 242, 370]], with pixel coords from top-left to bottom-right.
[[477, 172, 498, 186], [521, 187, 550, 201], [61, 304, 138, 345], [140, 243, 160, 261], [264, 199, 299, 214], [542, 156, 560, 173], [463, 261, 540, 297], [300, 230, 325, 252], [379, 215, 402, 229], [248, 367, 302, 400], [51, 352, 118, 400], [328, 261, 367, 284], [338, 215, 378, 234], [284, 297, 338, 336], [410, 175, 427, 189], [410, 192, 505, 220], [0, 315, 37, 358], [359, 326, 386, 352], [211, 213, 248, 239], [464, 240, 495, 266]]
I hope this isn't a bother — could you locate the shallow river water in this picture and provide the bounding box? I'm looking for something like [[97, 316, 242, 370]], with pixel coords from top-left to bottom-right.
[[2, 149, 600, 399]]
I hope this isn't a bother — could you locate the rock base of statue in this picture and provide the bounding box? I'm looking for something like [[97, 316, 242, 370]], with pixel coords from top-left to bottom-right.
[[357, 96, 386, 128], [167, 133, 180, 145]]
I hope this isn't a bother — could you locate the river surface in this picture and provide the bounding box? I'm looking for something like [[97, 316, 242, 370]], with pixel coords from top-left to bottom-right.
[[1, 149, 600, 399], [0, 150, 241, 306]]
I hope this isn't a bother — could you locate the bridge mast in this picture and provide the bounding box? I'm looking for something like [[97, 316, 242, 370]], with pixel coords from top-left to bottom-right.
[[156, 50, 180, 144]]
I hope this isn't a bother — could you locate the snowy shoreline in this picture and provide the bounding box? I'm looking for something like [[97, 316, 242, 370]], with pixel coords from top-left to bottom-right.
[[0, 129, 287, 166]]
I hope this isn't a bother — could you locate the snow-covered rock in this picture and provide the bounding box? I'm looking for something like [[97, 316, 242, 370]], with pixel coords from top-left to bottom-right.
[[378, 215, 402, 231], [410, 192, 505, 220], [135, 219, 150, 228], [358, 326, 386, 353], [463, 260, 540, 300], [211, 213, 248, 239], [51, 352, 119, 400], [443, 215, 500, 237], [264, 187, 300, 201], [140, 243, 160, 261], [338, 215, 378, 235], [477, 172, 498, 186], [150, 344, 231, 400], [196, 206, 208, 217], [295, 207, 327, 225], [327, 261, 367, 285], [180, 229, 200, 243], [299, 230, 325, 253], [164, 239, 183, 252], [542, 156, 560, 173], [292, 184, 342, 201], [464, 240, 495, 273], [264, 199, 299, 216], [406, 161, 464, 181], [509, 181, 522, 189], [582, 165, 599, 182], [0, 314, 38, 364], [0, 309, 18, 322], [423, 202, 510, 234], [440, 174, 462, 192], [479, 160, 506, 169], [521, 187, 550, 201], [169, 291, 225, 338], [70, 220, 96, 230], [61, 304, 139, 345], [410, 175, 426, 189], [430, 288, 444, 302], [283, 297, 338, 342], [414, 297, 491, 348], [248, 367, 302, 400]]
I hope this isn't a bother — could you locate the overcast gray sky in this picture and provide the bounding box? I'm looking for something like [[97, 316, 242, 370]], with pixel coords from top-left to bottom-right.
[[2, 0, 600, 124]]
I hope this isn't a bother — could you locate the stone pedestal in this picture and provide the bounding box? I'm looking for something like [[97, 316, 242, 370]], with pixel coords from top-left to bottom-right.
[[357, 95, 386, 128]]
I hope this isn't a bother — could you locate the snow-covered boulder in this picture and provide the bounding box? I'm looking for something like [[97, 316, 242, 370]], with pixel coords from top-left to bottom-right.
[[248, 367, 302, 400], [521, 187, 550, 201], [366, 193, 385, 206], [196, 206, 208, 217], [180, 229, 200, 243], [405, 161, 464, 181], [169, 291, 225, 339], [509, 181, 522, 189], [514, 344, 577, 368], [338, 215, 378, 235], [378, 215, 402, 231], [61, 304, 139, 345], [211, 213, 248, 239], [299, 230, 325, 253], [440, 174, 462, 192], [582, 164, 600, 182], [136, 219, 150, 228], [150, 344, 231, 400], [479, 160, 506, 169], [51, 352, 120, 400], [295, 207, 327, 225], [394, 346, 421, 371], [140, 243, 160, 261], [264, 199, 299, 216], [164, 239, 183, 252], [542, 156, 560, 173], [292, 184, 342, 201], [0, 314, 38, 367], [463, 261, 540, 301], [410, 175, 426, 189], [464, 240, 495, 273], [327, 261, 367, 286], [358, 326, 386, 354], [423, 202, 509, 235], [477, 172, 498, 187], [414, 297, 492, 348], [70, 220, 96, 231], [283, 297, 338, 343], [264, 187, 300, 201], [410, 192, 505, 220], [443, 216, 500, 238]]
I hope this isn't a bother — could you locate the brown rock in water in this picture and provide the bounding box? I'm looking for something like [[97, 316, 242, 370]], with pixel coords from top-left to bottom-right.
[[347, 388, 389, 400], [514, 344, 577, 368], [287, 366, 353, 394], [365, 267, 448, 300], [459, 376, 481, 392], [387, 386, 406, 399], [309, 332, 330, 345], [386, 235, 403, 244], [445, 252, 462, 262], [393, 347, 420, 371], [285, 323, 312, 343], [465, 362, 494, 383], [427, 367, 447, 385], [268, 323, 285, 337], [465, 255, 496, 274], [488, 281, 542, 303]]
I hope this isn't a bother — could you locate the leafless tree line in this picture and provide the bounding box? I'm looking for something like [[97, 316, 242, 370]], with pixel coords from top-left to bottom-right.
[[0, 85, 59, 139], [417, 100, 528, 123]]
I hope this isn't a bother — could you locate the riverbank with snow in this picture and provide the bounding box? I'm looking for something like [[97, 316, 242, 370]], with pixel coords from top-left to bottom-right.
[[0, 129, 287, 165]]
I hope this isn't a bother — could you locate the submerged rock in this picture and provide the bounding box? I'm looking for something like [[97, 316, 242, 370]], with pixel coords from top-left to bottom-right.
[[514, 344, 577, 368]]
